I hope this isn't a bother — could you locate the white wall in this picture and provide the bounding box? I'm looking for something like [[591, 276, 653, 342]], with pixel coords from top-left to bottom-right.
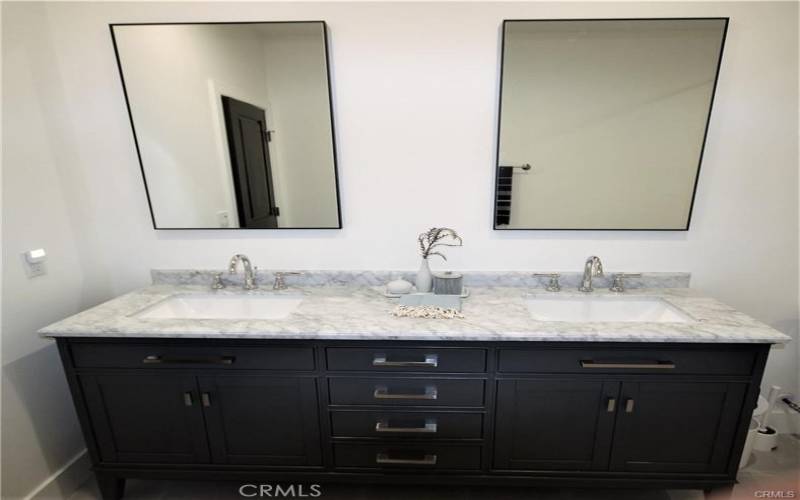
[[1, 1, 797, 497], [2, 3, 115, 497]]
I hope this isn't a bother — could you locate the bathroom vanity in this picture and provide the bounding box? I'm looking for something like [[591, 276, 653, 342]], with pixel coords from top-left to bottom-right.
[[42, 272, 790, 500]]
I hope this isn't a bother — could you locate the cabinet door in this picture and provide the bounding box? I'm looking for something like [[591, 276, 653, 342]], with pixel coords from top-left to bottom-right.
[[493, 379, 619, 470], [610, 381, 747, 473], [199, 376, 322, 466], [80, 373, 210, 464]]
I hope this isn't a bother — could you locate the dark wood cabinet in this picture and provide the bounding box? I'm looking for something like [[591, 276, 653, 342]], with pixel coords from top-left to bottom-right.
[[610, 381, 748, 474], [199, 375, 322, 466], [79, 373, 210, 464], [493, 379, 618, 470], [58, 339, 769, 500], [80, 372, 323, 467], [492, 378, 749, 475]]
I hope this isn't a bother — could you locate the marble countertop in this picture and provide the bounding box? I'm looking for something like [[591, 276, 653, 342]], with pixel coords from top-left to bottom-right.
[[39, 284, 791, 344]]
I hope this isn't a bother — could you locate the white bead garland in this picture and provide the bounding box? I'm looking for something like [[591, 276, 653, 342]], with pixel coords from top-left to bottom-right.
[[391, 305, 464, 319]]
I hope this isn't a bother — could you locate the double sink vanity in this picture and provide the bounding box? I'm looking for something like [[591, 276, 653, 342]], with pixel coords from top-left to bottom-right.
[[41, 262, 790, 500]]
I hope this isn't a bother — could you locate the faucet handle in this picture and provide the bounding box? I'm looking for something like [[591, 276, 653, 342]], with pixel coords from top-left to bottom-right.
[[609, 273, 642, 293], [273, 271, 302, 290], [211, 272, 225, 290], [533, 273, 561, 292]]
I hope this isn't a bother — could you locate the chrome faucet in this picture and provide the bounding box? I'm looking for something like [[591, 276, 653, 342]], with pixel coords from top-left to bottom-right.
[[579, 256, 604, 292], [228, 254, 257, 290]]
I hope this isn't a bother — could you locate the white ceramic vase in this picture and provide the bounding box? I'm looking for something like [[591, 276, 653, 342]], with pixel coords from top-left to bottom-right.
[[416, 258, 433, 293]]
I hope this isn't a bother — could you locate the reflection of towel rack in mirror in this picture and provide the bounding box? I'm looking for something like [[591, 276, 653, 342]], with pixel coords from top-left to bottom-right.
[[499, 163, 532, 171]]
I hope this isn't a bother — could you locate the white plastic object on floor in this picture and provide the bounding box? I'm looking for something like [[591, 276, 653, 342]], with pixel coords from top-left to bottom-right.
[[754, 426, 779, 451], [758, 386, 781, 430], [739, 418, 760, 469], [753, 395, 769, 420], [753, 386, 781, 452]]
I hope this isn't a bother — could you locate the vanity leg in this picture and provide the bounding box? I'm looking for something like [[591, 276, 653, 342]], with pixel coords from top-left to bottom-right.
[[703, 485, 734, 500], [96, 474, 126, 500]]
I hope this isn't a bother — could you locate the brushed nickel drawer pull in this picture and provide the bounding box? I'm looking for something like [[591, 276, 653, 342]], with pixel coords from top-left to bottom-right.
[[606, 398, 616, 413], [580, 360, 675, 370], [375, 419, 438, 433], [625, 398, 635, 413], [375, 453, 437, 465], [372, 354, 438, 368], [143, 355, 235, 365], [373, 385, 438, 400]]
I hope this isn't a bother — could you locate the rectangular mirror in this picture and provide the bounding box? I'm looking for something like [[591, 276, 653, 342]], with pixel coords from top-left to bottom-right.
[[112, 22, 341, 229], [494, 18, 727, 230]]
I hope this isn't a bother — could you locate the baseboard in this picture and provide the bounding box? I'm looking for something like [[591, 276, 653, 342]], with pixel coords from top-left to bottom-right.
[[24, 449, 91, 500]]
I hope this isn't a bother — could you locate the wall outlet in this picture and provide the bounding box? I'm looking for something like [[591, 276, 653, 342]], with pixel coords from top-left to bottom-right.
[[21, 249, 47, 278], [26, 261, 46, 278], [217, 210, 230, 228]]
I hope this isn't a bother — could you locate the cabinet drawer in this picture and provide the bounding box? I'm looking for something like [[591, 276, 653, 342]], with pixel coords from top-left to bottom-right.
[[334, 443, 481, 470], [329, 378, 484, 407], [330, 410, 483, 439], [71, 343, 315, 371], [498, 348, 755, 375], [327, 347, 486, 372]]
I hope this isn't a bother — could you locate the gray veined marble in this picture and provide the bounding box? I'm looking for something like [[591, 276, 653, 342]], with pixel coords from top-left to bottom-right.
[[151, 269, 691, 289], [39, 270, 790, 344]]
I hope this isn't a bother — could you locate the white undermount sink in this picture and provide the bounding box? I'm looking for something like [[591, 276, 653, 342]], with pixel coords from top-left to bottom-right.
[[134, 294, 304, 320], [525, 295, 693, 323]]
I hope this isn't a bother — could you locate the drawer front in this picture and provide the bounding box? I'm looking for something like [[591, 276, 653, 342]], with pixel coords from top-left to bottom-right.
[[327, 347, 486, 373], [330, 410, 483, 439], [498, 348, 755, 376], [71, 343, 315, 371], [334, 443, 481, 470], [329, 378, 485, 407]]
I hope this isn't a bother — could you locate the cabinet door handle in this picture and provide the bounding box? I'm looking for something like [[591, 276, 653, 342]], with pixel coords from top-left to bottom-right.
[[375, 453, 437, 465], [625, 398, 635, 413], [183, 392, 193, 407], [375, 419, 438, 433], [606, 398, 616, 413], [201, 392, 211, 407], [580, 360, 675, 370], [143, 355, 235, 365], [373, 385, 438, 400], [373, 354, 438, 368]]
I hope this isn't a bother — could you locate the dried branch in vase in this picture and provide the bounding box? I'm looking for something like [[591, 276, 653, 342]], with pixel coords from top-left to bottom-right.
[[417, 227, 463, 261]]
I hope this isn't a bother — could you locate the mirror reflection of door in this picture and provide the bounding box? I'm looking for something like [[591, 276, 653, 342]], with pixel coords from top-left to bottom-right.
[[111, 22, 341, 229], [221, 96, 278, 229]]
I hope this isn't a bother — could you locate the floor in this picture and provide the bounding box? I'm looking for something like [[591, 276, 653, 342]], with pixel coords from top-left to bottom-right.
[[70, 436, 799, 500]]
